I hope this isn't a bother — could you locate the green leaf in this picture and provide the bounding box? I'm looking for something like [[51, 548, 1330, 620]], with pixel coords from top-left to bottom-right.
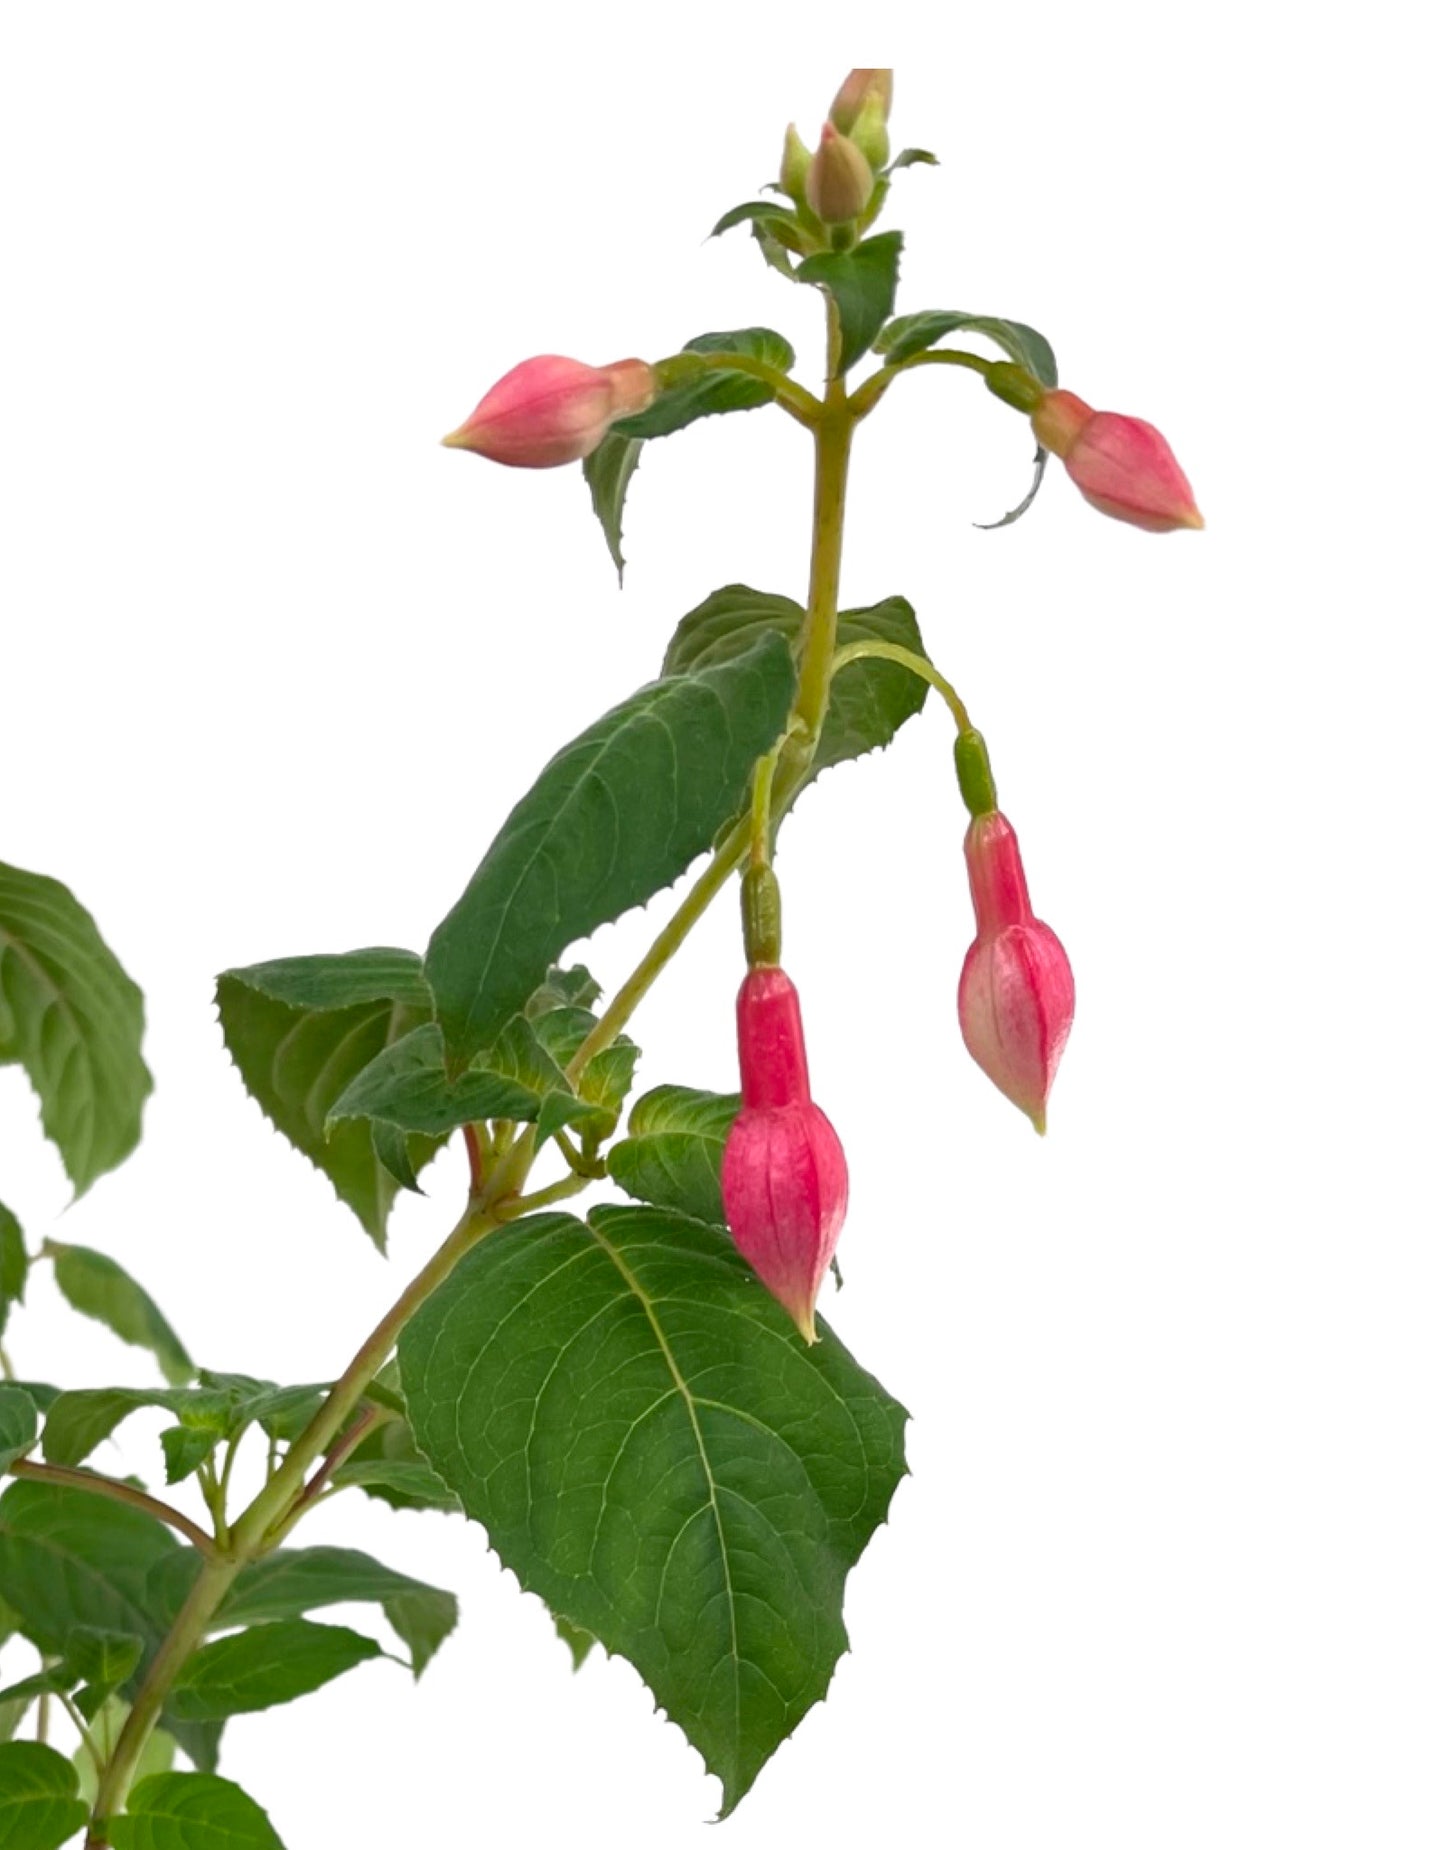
[[67, 1625, 144, 1709], [582, 431, 643, 584], [796, 233, 903, 373], [0, 862, 153, 1196], [170, 1620, 381, 1721], [426, 634, 797, 1068], [613, 329, 796, 442], [399, 1203, 909, 1815], [217, 1547, 457, 1677], [554, 1614, 595, 1672], [0, 1483, 219, 1772], [606, 1085, 738, 1225], [524, 966, 601, 1017], [0, 1203, 26, 1339], [325, 1024, 539, 1140], [215, 950, 440, 1251], [709, 201, 803, 246], [0, 1741, 89, 1849], [529, 1009, 638, 1135], [0, 1387, 38, 1474], [887, 147, 938, 172], [109, 1772, 286, 1850], [44, 1247, 192, 1386], [159, 1427, 216, 1486], [41, 1388, 180, 1468], [231, 1384, 328, 1445], [329, 1456, 461, 1511], [873, 308, 1058, 383], [661, 584, 931, 794]]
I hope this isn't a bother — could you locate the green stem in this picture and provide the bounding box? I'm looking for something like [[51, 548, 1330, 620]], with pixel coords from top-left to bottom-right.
[[7, 1459, 218, 1558], [849, 345, 993, 421], [793, 304, 853, 746], [0, 1341, 14, 1380], [830, 638, 974, 731]]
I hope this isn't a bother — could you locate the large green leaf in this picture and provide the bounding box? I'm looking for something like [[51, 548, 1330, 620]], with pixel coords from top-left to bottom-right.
[[797, 233, 902, 373], [0, 1741, 89, 1849], [45, 1244, 192, 1386], [606, 1085, 737, 1226], [168, 1620, 381, 1721], [0, 1387, 38, 1474], [426, 634, 796, 1067], [0, 1203, 25, 1339], [217, 1547, 457, 1677], [0, 864, 151, 1196], [109, 1772, 286, 1850], [661, 584, 930, 792], [399, 1204, 908, 1815], [41, 1387, 193, 1468], [873, 308, 1058, 384], [215, 949, 440, 1251], [0, 1484, 218, 1772], [613, 329, 796, 442]]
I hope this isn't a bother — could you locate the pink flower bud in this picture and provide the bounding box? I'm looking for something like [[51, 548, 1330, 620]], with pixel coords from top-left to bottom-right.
[[442, 355, 655, 469], [805, 121, 876, 225], [1031, 388, 1203, 532], [829, 68, 893, 134], [721, 966, 848, 1344], [958, 812, 1075, 1133]]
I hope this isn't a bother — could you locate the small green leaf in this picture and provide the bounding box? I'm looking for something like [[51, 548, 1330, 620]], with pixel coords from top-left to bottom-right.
[[710, 200, 803, 245], [66, 1625, 144, 1702], [233, 1384, 328, 1445], [0, 1386, 38, 1473], [109, 1771, 286, 1850], [554, 1614, 595, 1672], [529, 1009, 638, 1133], [169, 1620, 382, 1721], [0, 1741, 89, 1849], [887, 147, 938, 172], [0, 862, 153, 1196], [661, 584, 931, 795], [873, 307, 1058, 383], [369, 1120, 424, 1192], [582, 431, 643, 583], [329, 1456, 461, 1512], [46, 1245, 192, 1386], [399, 1204, 909, 1815], [42, 1388, 182, 1468], [426, 635, 796, 1068], [607, 1085, 738, 1225], [0, 1667, 74, 1709], [614, 329, 796, 442], [524, 966, 601, 1017], [325, 1024, 539, 1140], [215, 950, 441, 1251], [159, 1427, 216, 1485], [797, 232, 903, 373], [216, 1546, 458, 1677], [0, 1203, 26, 1338]]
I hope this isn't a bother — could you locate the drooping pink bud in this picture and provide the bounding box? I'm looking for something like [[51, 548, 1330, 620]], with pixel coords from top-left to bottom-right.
[[829, 68, 893, 134], [805, 121, 876, 225], [721, 966, 848, 1344], [1031, 388, 1203, 532], [958, 811, 1075, 1133], [442, 355, 655, 469]]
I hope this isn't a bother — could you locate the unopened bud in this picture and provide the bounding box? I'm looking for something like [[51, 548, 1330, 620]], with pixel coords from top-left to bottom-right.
[[721, 967, 848, 1343], [780, 123, 812, 204], [829, 68, 893, 134], [1031, 389, 1203, 532], [805, 121, 875, 225], [442, 355, 655, 469], [848, 93, 890, 170], [957, 811, 1075, 1133]]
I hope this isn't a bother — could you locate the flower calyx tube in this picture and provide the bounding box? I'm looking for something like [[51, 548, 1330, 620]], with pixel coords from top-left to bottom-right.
[[722, 962, 849, 1345], [442, 354, 655, 469], [958, 809, 1075, 1133]]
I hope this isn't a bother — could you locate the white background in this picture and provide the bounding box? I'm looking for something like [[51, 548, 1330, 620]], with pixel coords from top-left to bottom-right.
[[1, 6, 1440, 1847]]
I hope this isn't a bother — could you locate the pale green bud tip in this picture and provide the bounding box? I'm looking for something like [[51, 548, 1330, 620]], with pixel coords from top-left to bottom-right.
[[805, 121, 875, 225], [780, 123, 812, 202], [829, 68, 893, 134], [849, 93, 890, 170]]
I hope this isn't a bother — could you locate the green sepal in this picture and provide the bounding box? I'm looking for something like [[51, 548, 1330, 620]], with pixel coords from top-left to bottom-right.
[[796, 232, 903, 373]]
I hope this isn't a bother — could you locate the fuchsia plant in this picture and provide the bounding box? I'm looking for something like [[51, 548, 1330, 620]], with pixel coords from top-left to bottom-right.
[[0, 67, 1199, 1847]]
